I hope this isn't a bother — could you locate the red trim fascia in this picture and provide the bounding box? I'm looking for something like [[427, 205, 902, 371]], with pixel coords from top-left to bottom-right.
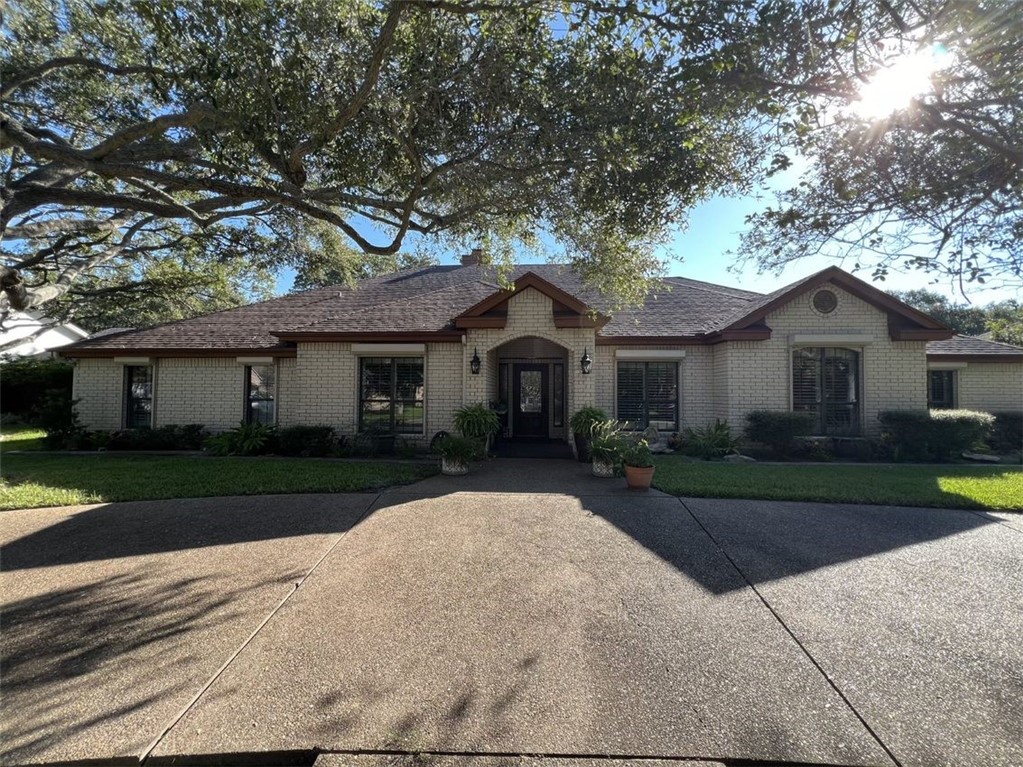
[[272, 331, 464, 343], [61, 347, 298, 359], [724, 266, 950, 334], [454, 271, 606, 323], [454, 317, 507, 329]]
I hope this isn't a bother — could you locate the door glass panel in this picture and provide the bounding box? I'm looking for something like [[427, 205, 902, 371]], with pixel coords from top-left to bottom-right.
[[519, 370, 542, 412]]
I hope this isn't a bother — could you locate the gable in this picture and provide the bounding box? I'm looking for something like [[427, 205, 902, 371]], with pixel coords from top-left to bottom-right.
[[712, 267, 952, 342], [454, 271, 607, 330]]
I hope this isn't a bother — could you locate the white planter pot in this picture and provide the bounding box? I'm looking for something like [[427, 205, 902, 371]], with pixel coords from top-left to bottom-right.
[[592, 458, 615, 478], [441, 457, 469, 476]]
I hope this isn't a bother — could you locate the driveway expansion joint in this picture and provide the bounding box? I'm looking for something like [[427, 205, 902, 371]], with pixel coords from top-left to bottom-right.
[[676, 498, 903, 767], [137, 494, 382, 765]]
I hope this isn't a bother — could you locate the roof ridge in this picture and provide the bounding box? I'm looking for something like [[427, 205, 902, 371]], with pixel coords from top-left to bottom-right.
[[663, 276, 764, 300]]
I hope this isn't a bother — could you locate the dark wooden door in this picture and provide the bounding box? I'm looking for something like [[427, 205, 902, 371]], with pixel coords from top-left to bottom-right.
[[512, 364, 548, 437]]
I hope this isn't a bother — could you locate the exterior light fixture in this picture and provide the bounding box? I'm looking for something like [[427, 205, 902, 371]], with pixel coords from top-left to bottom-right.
[[580, 348, 593, 374], [470, 347, 481, 375]]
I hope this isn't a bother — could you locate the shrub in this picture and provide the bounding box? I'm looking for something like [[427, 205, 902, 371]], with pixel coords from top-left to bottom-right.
[[276, 425, 336, 457], [453, 403, 500, 457], [569, 406, 608, 436], [436, 434, 477, 463], [203, 421, 275, 456], [106, 424, 207, 451], [453, 403, 500, 440], [36, 391, 86, 449], [682, 419, 741, 460], [989, 412, 1022, 454], [879, 409, 994, 461], [588, 419, 626, 463], [1, 357, 74, 420], [394, 437, 419, 459], [621, 438, 653, 468], [745, 411, 815, 458]]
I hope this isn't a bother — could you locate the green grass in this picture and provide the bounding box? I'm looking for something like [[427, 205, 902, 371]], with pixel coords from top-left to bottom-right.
[[652, 457, 1023, 511], [0, 454, 439, 511], [0, 425, 47, 452]]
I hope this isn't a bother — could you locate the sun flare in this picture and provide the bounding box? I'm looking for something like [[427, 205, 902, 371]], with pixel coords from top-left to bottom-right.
[[852, 45, 950, 120]]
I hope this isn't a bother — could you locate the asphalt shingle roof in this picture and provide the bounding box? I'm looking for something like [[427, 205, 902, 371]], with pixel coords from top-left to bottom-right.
[[67, 262, 1005, 356], [927, 334, 1023, 356], [67, 264, 768, 351]]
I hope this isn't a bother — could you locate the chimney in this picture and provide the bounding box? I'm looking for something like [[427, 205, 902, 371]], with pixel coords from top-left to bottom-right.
[[460, 247, 484, 266]]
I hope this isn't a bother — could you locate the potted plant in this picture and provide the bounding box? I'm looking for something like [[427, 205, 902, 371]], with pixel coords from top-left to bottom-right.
[[569, 406, 608, 463], [437, 435, 477, 475], [589, 419, 623, 478], [621, 438, 656, 490], [454, 403, 501, 457]]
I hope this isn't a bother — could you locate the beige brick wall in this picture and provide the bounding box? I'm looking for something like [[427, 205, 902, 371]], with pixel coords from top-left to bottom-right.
[[156, 358, 244, 430], [73, 358, 124, 430], [277, 357, 298, 424], [288, 342, 357, 431], [285, 340, 464, 442], [594, 344, 713, 430], [464, 287, 596, 438], [715, 284, 928, 437], [949, 363, 1023, 412], [73, 357, 278, 432]]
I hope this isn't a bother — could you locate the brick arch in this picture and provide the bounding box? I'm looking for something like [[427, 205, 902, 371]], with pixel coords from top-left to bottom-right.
[[491, 333, 572, 357]]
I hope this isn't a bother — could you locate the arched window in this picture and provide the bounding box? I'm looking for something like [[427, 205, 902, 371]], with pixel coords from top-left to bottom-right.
[[792, 347, 860, 435]]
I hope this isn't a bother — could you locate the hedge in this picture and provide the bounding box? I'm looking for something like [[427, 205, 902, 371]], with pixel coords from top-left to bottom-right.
[[745, 410, 816, 457], [0, 358, 74, 419], [879, 409, 994, 461]]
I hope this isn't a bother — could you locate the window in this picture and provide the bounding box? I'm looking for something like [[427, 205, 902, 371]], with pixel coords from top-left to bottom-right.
[[792, 347, 860, 435], [928, 370, 955, 409], [552, 362, 565, 427], [359, 357, 424, 434], [616, 361, 678, 430], [246, 365, 276, 424], [124, 365, 153, 428]]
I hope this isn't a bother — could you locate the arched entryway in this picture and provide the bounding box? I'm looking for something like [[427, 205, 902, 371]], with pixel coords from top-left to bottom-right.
[[492, 336, 569, 442]]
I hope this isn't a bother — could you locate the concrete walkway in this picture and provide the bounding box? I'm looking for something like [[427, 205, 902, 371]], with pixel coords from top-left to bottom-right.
[[1, 459, 1020, 766]]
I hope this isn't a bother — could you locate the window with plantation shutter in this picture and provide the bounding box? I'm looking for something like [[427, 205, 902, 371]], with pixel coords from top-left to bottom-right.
[[616, 361, 678, 430], [792, 347, 860, 435], [928, 370, 955, 409], [123, 365, 153, 428], [359, 357, 424, 434], [245, 365, 276, 425]]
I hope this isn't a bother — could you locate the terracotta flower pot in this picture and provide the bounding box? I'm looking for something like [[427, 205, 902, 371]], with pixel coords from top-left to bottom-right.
[[624, 464, 655, 490]]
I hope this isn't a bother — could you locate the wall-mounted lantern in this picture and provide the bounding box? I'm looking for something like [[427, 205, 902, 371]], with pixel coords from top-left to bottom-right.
[[580, 348, 593, 375], [470, 347, 481, 375]]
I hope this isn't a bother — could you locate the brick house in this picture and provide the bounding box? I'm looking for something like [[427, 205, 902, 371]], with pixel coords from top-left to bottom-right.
[[62, 257, 1023, 443]]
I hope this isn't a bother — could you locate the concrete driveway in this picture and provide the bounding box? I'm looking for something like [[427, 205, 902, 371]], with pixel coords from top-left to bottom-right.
[[2, 460, 1020, 767]]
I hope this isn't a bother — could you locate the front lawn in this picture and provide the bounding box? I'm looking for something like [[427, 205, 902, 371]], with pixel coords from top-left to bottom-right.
[[0, 454, 438, 510], [652, 457, 1023, 511], [0, 425, 46, 452]]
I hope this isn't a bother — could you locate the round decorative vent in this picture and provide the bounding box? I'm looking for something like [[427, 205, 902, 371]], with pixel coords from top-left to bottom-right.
[[813, 289, 838, 314]]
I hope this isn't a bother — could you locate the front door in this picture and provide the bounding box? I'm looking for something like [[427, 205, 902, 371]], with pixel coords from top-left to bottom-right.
[[512, 364, 548, 437]]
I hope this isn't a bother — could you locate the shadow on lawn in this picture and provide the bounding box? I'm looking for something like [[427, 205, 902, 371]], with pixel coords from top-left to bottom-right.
[[2, 459, 1002, 592]]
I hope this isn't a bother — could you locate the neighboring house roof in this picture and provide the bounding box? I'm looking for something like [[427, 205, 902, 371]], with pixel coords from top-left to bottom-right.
[[61, 262, 958, 357], [927, 334, 1023, 362], [0, 310, 90, 358]]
